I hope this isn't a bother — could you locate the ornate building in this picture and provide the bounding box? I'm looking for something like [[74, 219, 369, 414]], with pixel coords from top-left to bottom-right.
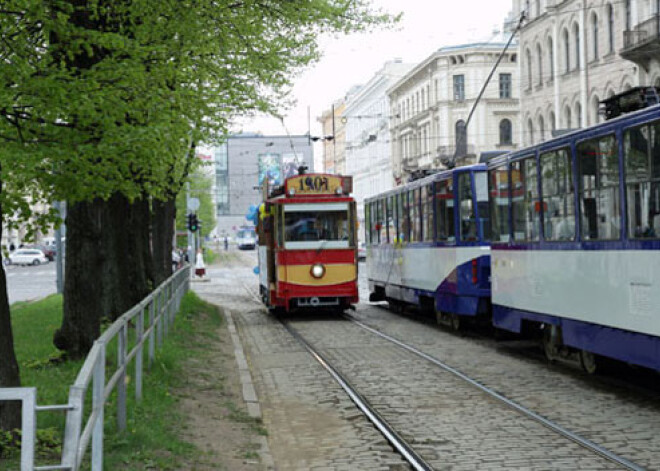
[[388, 31, 520, 183], [514, 0, 660, 145]]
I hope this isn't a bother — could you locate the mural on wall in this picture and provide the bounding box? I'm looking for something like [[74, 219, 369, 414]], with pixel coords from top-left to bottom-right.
[[258, 153, 281, 186]]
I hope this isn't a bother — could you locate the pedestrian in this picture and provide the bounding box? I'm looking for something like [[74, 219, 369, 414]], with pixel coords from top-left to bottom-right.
[[195, 249, 206, 278], [9, 243, 15, 252], [224, 236, 228, 251]]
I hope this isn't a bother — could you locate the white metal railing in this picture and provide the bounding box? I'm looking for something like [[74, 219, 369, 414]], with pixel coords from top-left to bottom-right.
[[0, 265, 190, 471]]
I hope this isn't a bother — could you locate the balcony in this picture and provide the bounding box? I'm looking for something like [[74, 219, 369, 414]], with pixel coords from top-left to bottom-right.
[[621, 16, 660, 71]]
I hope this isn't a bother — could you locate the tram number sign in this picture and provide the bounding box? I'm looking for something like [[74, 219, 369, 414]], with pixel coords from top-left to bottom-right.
[[286, 175, 342, 195]]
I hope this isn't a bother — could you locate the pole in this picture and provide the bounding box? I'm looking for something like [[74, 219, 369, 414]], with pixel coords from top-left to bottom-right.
[[54, 201, 65, 294]]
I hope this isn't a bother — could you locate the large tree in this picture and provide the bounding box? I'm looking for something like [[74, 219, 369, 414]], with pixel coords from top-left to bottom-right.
[[0, 0, 397, 426]]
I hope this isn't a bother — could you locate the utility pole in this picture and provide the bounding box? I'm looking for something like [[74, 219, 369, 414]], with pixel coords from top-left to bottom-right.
[[54, 201, 66, 294]]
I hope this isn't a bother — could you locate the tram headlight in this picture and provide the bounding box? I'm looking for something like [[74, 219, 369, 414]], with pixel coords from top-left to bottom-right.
[[310, 263, 325, 279]]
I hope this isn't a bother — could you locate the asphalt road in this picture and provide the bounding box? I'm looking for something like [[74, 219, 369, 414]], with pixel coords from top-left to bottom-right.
[[4, 262, 58, 305]]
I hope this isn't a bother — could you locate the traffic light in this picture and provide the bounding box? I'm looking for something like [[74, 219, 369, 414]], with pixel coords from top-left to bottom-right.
[[187, 213, 199, 232]]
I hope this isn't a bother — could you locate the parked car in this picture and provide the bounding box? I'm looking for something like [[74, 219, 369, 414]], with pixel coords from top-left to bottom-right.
[[25, 244, 56, 261], [8, 248, 49, 266]]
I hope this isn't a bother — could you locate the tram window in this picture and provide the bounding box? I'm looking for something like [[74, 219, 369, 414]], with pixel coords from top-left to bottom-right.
[[422, 185, 434, 241], [396, 192, 406, 242], [458, 173, 477, 241], [365, 203, 371, 246], [577, 134, 621, 240], [512, 156, 540, 241], [410, 189, 422, 242], [475, 172, 491, 241], [386, 196, 395, 244], [435, 179, 455, 242], [377, 199, 387, 244], [541, 148, 575, 241], [624, 122, 660, 239], [488, 166, 510, 242], [284, 208, 352, 244], [369, 201, 379, 244]]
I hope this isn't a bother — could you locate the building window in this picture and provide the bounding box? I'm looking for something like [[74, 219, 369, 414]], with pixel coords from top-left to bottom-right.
[[608, 4, 614, 52], [528, 118, 535, 145], [499, 119, 512, 145], [535, 0, 540, 16], [526, 49, 532, 88], [574, 23, 580, 69], [453, 75, 465, 101], [548, 37, 554, 79], [625, 0, 631, 31], [563, 29, 570, 73], [536, 44, 543, 85], [591, 13, 599, 60], [539, 115, 545, 142], [499, 73, 512, 98]]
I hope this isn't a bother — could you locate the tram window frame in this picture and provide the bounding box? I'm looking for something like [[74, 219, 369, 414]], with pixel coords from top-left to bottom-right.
[[434, 179, 455, 242], [408, 189, 421, 242], [458, 173, 478, 241], [475, 172, 491, 241], [540, 147, 576, 241], [624, 121, 660, 239], [577, 133, 621, 241], [488, 164, 510, 242], [512, 156, 541, 242], [386, 195, 395, 243], [421, 185, 434, 241]]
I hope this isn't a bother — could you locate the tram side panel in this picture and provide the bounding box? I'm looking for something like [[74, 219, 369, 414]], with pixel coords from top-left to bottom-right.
[[491, 247, 660, 370], [368, 244, 491, 316]]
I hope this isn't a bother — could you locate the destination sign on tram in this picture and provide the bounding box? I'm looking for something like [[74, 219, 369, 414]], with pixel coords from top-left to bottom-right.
[[286, 174, 347, 195]]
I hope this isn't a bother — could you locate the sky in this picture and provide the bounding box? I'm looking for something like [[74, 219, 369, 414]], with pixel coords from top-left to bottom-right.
[[231, 0, 514, 141]]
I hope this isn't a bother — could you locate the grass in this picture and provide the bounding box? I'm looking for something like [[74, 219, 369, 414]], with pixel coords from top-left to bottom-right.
[[1, 290, 225, 470]]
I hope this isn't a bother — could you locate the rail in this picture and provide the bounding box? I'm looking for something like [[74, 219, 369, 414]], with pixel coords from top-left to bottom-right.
[[0, 265, 191, 471]]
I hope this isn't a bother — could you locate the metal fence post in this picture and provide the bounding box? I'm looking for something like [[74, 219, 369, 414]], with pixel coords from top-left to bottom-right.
[[61, 386, 85, 469], [136, 307, 144, 401], [21, 388, 36, 471], [117, 323, 127, 432], [157, 290, 163, 348], [92, 345, 105, 471], [163, 285, 170, 335], [148, 297, 155, 368]]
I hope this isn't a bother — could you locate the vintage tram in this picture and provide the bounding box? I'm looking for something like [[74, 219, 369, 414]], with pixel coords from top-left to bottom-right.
[[257, 172, 359, 313]]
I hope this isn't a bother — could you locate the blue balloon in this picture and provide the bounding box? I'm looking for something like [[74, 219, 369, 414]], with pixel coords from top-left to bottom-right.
[[253, 266, 259, 275]]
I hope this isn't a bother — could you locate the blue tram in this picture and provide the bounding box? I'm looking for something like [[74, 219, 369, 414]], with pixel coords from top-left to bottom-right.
[[365, 165, 491, 330], [488, 102, 660, 373]]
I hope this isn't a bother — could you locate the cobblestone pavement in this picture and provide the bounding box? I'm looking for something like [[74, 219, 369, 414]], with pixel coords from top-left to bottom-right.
[[355, 266, 660, 470], [193, 254, 410, 471], [195, 255, 660, 470]]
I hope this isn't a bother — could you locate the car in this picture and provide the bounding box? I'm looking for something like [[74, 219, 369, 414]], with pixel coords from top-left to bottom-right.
[[25, 244, 56, 261], [8, 248, 49, 266]]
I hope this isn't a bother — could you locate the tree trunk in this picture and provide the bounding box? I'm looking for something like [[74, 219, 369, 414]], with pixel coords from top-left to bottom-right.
[[151, 198, 176, 286], [103, 194, 152, 320], [54, 199, 106, 358], [0, 205, 22, 435]]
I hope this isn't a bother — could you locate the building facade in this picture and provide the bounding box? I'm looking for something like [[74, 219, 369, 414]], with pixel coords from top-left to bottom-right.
[[388, 32, 520, 183], [212, 134, 314, 237], [514, 0, 660, 146], [344, 60, 414, 242]]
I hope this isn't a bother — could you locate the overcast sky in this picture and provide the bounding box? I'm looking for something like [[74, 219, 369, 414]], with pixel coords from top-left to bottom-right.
[[231, 0, 514, 140]]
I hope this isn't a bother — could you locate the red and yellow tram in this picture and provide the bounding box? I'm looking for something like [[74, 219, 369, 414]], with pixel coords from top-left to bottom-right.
[[257, 172, 359, 313]]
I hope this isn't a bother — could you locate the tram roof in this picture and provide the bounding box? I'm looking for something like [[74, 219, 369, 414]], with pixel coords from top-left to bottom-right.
[[365, 163, 487, 203]]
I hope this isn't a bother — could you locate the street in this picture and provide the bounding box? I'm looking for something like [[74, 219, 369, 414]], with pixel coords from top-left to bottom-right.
[[4, 262, 57, 305]]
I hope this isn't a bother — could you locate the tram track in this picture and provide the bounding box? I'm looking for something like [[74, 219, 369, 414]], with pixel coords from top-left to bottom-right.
[[239, 280, 647, 470]]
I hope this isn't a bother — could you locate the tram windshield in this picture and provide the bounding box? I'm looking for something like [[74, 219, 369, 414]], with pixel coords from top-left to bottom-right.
[[283, 203, 354, 248]]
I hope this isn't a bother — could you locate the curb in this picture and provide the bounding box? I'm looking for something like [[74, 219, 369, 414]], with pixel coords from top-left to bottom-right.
[[224, 308, 275, 470]]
